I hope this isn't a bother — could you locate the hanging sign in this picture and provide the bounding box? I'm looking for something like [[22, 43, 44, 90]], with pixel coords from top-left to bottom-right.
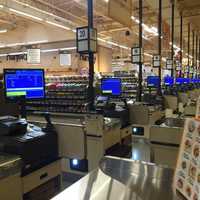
[[108, 0, 132, 28], [166, 58, 173, 70], [27, 49, 40, 64], [176, 60, 181, 71], [76, 26, 97, 54], [190, 67, 194, 74], [185, 66, 189, 73], [131, 47, 143, 64], [174, 118, 200, 200], [153, 55, 160, 68]]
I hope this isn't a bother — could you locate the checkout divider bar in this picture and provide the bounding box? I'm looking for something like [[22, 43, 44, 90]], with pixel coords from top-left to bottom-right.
[[28, 120, 84, 128]]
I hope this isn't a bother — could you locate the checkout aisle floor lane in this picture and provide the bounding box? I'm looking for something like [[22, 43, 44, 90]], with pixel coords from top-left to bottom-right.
[[62, 137, 153, 191]]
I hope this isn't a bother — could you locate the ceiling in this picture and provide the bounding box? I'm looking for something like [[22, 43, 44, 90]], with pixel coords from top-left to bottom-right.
[[0, 0, 200, 62]]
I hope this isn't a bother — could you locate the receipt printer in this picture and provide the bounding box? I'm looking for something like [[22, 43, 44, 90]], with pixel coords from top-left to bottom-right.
[[0, 116, 27, 136]]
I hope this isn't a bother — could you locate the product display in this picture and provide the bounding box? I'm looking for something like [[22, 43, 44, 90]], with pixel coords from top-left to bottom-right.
[[26, 75, 89, 113], [175, 118, 200, 200]]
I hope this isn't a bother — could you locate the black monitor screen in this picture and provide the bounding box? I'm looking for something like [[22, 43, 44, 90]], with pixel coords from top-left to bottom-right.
[[4, 69, 45, 100], [101, 78, 121, 96]]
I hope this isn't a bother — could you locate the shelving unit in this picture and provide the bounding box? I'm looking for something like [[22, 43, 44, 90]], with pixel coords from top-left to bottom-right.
[[26, 75, 89, 113]]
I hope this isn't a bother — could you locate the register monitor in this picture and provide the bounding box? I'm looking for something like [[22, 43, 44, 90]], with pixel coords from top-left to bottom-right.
[[4, 69, 45, 101], [101, 78, 121, 96], [147, 76, 160, 88], [176, 77, 184, 85], [164, 76, 174, 86]]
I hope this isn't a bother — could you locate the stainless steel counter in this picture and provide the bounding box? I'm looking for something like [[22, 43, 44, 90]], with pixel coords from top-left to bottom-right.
[[52, 156, 184, 200]]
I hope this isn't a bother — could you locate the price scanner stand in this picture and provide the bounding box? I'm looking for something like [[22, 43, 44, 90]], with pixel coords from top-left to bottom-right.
[[95, 78, 132, 157]]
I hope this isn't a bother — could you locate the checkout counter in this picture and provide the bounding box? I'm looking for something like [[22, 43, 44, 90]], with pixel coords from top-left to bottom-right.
[[150, 117, 184, 168], [28, 112, 130, 174], [129, 102, 163, 138], [0, 116, 61, 200], [0, 154, 22, 200]]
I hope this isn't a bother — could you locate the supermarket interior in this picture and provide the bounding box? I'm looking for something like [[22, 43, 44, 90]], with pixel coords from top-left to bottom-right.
[[0, 0, 200, 200]]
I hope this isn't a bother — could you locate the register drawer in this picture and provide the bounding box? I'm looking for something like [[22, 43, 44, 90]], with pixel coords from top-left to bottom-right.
[[22, 160, 61, 194]]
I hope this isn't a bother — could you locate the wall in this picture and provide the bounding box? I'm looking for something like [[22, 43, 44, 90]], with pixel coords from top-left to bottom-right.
[[96, 46, 112, 73], [0, 45, 113, 74]]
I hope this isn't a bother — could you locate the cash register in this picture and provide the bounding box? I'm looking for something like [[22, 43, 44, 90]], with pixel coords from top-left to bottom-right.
[[96, 78, 129, 128], [0, 69, 58, 176]]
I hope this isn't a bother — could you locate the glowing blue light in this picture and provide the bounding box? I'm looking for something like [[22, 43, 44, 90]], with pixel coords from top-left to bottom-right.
[[133, 128, 137, 133], [72, 159, 79, 166]]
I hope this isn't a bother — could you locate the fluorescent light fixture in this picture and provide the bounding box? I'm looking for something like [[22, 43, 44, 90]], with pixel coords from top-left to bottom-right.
[[144, 53, 153, 57], [0, 40, 48, 49], [0, 29, 7, 33], [185, 53, 193, 58], [9, 8, 43, 21], [169, 42, 181, 51], [60, 47, 77, 51], [6, 43, 25, 47], [98, 39, 130, 50], [0, 54, 7, 57], [131, 16, 158, 36], [42, 47, 76, 53], [27, 40, 48, 45], [0, 46, 76, 56], [0, 5, 4, 8], [98, 38, 132, 50], [13, 0, 73, 25], [131, 16, 139, 24], [41, 49, 59, 53], [8, 52, 27, 56], [46, 20, 70, 30]]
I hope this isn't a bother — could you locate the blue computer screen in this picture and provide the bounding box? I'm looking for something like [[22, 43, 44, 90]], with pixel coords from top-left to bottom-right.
[[101, 78, 121, 96], [191, 79, 199, 83], [176, 78, 184, 85], [147, 76, 160, 88], [183, 78, 190, 84], [164, 76, 174, 86], [4, 69, 45, 100]]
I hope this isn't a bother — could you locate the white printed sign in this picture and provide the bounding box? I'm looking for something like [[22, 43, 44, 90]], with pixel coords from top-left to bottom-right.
[[27, 49, 40, 64], [196, 97, 200, 120], [60, 54, 71, 66]]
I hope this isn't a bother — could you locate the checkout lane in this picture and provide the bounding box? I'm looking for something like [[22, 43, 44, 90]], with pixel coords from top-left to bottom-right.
[[0, 68, 200, 199]]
